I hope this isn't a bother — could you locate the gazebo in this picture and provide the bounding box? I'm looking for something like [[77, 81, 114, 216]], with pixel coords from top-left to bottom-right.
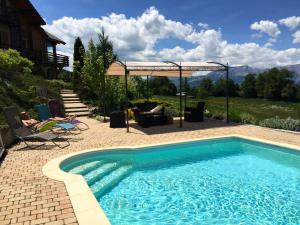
[[106, 61, 229, 132]]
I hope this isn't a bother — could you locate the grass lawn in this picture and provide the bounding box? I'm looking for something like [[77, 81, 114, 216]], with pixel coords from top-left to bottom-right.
[[152, 95, 300, 122]]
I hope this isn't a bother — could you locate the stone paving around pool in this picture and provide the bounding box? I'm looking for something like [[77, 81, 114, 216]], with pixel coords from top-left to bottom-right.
[[1, 117, 300, 225]]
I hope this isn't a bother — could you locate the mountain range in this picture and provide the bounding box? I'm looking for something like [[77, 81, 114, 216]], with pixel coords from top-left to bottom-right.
[[184, 64, 300, 87]]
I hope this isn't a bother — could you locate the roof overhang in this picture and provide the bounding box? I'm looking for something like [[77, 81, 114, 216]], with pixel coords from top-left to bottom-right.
[[43, 30, 66, 45], [106, 61, 227, 77], [12, 0, 46, 25]]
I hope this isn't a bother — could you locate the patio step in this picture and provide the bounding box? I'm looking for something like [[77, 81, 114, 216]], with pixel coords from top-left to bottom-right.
[[84, 162, 119, 185], [91, 165, 133, 198], [68, 160, 105, 175]]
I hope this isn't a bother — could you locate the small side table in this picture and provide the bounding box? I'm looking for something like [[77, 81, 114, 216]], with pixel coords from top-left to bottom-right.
[[110, 111, 126, 128]]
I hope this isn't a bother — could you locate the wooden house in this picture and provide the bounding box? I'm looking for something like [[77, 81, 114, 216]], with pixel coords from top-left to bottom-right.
[[0, 0, 69, 78]]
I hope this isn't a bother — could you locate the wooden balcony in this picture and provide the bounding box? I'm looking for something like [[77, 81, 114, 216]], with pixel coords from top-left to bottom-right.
[[0, 47, 69, 68], [20, 49, 69, 67]]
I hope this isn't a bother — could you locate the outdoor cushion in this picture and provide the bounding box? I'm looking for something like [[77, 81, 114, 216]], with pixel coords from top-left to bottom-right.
[[150, 105, 163, 113], [35, 104, 52, 121]]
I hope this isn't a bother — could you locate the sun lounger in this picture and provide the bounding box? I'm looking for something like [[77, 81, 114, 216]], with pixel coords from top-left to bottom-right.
[[3, 106, 70, 149]]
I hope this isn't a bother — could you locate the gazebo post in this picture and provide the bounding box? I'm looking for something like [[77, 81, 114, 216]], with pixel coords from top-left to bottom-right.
[[226, 63, 229, 123], [179, 65, 183, 128], [103, 70, 106, 122], [184, 77, 187, 108], [125, 66, 129, 132], [146, 75, 149, 102]]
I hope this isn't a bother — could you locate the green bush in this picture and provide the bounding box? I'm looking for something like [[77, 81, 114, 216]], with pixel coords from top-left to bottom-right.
[[0, 49, 71, 126], [239, 113, 256, 124], [229, 111, 241, 123], [164, 107, 177, 117], [204, 109, 212, 118], [0, 49, 33, 79], [212, 112, 225, 120], [259, 116, 300, 131]]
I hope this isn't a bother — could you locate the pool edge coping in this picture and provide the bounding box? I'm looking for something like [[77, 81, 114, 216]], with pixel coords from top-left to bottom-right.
[[42, 134, 300, 225]]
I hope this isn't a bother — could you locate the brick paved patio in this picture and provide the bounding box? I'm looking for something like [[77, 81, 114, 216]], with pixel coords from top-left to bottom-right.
[[1, 117, 299, 225]]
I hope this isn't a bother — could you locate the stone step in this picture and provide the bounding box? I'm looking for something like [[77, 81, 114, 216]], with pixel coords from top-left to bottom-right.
[[67, 111, 91, 117], [65, 108, 89, 113], [62, 98, 80, 101], [61, 89, 73, 92], [60, 91, 74, 94], [61, 94, 78, 98], [64, 103, 88, 109], [63, 100, 81, 104], [60, 89, 90, 117]]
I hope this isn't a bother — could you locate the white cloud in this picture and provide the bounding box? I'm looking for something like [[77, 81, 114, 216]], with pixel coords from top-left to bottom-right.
[[250, 20, 281, 38], [198, 22, 209, 29], [293, 31, 300, 44], [279, 16, 300, 30], [44, 7, 300, 70]]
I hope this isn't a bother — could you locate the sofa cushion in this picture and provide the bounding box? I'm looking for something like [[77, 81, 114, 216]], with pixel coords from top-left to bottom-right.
[[150, 105, 163, 113]]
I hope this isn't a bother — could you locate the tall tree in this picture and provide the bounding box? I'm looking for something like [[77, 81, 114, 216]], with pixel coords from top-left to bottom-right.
[[241, 74, 257, 98], [200, 78, 214, 94], [81, 39, 103, 98], [73, 37, 85, 90], [213, 78, 239, 97], [73, 37, 85, 68], [96, 29, 117, 70], [81, 29, 122, 114], [256, 68, 295, 100], [149, 77, 177, 95], [96, 29, 119, 113]]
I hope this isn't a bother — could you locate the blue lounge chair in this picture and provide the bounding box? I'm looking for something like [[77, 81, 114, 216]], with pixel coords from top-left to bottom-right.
[[34, 104, 80, 134]]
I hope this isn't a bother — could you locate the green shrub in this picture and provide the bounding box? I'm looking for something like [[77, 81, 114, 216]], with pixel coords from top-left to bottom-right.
[[239, 113, 256, 124], [165, 107, 177, 117], [259, 116, 300, 131], [0, 49, 33, 79], [229, 111, 241, 123], [212, 112, 225, 120], [204, 109, 212, 118]]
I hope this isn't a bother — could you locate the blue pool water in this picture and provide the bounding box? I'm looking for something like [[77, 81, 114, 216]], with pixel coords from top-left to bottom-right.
[[61, 137, 300, 224]]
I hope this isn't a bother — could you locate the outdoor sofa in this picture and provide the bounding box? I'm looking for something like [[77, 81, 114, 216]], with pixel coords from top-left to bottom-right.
[[132, 102, 168, 128]]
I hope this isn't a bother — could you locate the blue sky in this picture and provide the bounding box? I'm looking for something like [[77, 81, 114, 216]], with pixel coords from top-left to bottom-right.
[[32, 0, 300, 68]]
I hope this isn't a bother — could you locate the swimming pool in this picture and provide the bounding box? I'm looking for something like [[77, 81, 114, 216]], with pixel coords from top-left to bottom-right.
[[59, 137, 300, 224]]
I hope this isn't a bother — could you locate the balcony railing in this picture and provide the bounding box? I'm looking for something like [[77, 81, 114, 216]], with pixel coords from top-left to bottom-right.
[[47, 52, 69, 67]]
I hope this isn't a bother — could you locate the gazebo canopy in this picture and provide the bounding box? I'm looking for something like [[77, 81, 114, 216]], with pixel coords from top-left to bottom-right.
[[106, 61, 227, 77]]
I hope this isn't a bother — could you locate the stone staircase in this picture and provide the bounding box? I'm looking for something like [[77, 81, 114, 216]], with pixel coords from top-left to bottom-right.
[[60, 89, 91, 117]]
